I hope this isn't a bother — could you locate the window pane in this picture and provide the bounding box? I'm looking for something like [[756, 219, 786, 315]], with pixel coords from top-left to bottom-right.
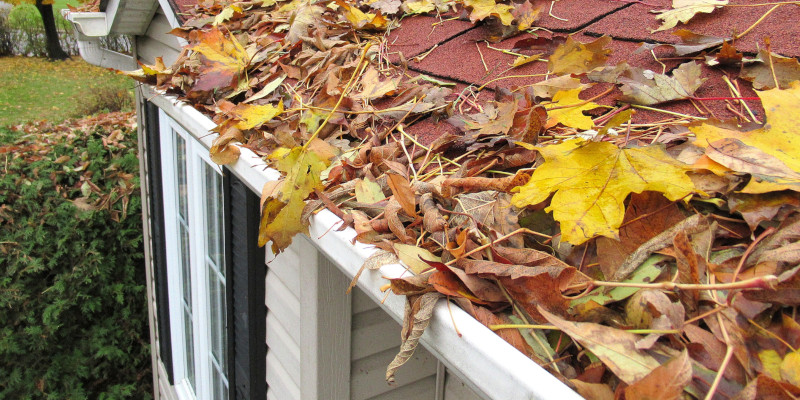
[[212, 367, 228, 400], [183, 307, 196, 391], [204, 164, 225, 272], [179, 223, 191, 306], [208, 263, 227, 372], [175, 134, 188, 221]]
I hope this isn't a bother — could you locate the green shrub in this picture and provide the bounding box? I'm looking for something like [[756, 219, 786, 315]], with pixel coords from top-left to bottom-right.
[[72, 87, 135, 118], [0, 113, 152, 399]]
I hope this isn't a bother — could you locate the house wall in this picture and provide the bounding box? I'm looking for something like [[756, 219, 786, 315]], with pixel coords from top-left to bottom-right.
[[136, 7, 182, 65], [263, 236, 484, 400]]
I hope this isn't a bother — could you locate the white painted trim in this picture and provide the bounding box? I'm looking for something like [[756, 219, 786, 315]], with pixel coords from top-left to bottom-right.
[[145, 86, 581, 400], [159, 111, 229, 400]]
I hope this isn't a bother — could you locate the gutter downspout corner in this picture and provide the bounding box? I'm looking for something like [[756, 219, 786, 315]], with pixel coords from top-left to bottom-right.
[[61, 9, 137, 71]]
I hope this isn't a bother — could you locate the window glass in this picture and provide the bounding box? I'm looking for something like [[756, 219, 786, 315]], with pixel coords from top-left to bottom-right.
[[204, 162, 228, 397], [175, 133, 196, 392], [175, 134, 188, 221]]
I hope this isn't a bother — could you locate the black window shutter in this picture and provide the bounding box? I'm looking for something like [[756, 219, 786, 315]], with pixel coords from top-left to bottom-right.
[[143, 101, 174, 384], [224, 172, 267, 400]]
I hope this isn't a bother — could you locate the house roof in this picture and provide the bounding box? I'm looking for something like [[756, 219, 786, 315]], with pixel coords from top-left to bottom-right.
[[132, 1, 800, 398]]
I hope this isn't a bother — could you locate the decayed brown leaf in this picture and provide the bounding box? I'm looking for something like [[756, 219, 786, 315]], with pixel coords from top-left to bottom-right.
[[124, 0, 800, 395]]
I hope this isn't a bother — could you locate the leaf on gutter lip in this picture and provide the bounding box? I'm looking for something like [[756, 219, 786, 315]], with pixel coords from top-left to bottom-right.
[[386, 292, 442, 383]]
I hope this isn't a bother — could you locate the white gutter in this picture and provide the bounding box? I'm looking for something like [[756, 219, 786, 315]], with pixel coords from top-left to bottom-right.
[[144, 85, 582, 400], [61, 10, 137, 71]]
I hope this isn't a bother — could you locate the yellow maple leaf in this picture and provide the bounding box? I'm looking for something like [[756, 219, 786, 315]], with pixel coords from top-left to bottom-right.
[[548, 35, 612, 76], [782, 350, 800, 387], [511, 139, 697, 244], [336, 0, 388, 30], [652, 0, 728, 33], [690, 82, 800, 193], [190, 27, 250, 92], [405, 0, 436, 14], [463, 0, 515, 26], [228, 101, 284, 130], [213, 4, 243, 26], [259, 146, 331, 253], [546, 89, 602, 130]]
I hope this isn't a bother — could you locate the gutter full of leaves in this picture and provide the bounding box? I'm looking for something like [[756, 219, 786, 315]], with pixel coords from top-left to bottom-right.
[[124, 0, 800, 397]]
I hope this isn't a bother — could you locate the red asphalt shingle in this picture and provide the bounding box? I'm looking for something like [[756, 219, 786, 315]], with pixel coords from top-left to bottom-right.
[[583, 0, 800, 56]]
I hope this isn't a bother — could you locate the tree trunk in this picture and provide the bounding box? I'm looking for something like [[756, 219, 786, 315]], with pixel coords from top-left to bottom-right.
[[34, 0, 69, 60]]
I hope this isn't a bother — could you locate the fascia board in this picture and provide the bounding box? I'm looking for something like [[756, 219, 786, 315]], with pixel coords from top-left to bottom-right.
[[143, 85, 582, 400]]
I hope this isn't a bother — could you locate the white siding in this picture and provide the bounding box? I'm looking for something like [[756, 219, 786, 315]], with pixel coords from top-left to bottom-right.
[[444, 370, 483, 400], [265, 243, 304, 400], [349, 288, 438, 400], [137, 8, 181, 65]]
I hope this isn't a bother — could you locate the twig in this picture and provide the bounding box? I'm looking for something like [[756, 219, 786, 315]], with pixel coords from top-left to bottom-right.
[[302, 42, 373, 150], [571, 274, 779, 292], [729, 226, 775, 284], [444, 228, 553, 266], [704, 313, 734, 400], [476, 43, 488, 73], [734, 4, 781, 39]]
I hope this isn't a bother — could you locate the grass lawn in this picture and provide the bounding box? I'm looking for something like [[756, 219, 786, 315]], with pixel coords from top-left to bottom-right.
[[0, 56, 134, 127]]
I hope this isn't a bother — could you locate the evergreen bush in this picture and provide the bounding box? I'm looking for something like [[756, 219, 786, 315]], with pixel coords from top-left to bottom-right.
[[0, 113, 151, 399]]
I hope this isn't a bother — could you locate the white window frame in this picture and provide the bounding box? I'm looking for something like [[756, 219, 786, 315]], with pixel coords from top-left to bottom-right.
[[159, 110, 228, 400]]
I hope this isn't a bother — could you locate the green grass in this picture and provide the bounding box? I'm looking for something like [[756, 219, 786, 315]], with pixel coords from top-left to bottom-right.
[[0, 56, 134, 127]]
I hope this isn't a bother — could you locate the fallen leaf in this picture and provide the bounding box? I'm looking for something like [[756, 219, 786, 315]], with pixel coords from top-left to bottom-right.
[[403, 0, 434, 14], [189, 27, 250, 92], [459, 258, 576, 320], [386, 292, 442, 383], [691, 82, 800, 190], [624, 351, 692, 400], [742, 49, 800, 90], [570, 380, 614, 400], [704, 138, 800, 194], [539, 307, 662, 384], [387, 173, 418, 217], [728, 192, 800, 230], [732, 375, 800, 400], [213, 4, 242, 26], [572, 255, 666, 308], [336, 0, 389, 29], [353, 68, 400, 100], [528, 75, 589, 99], [638, 29, 724, 56], [548, 35, 612, 76], [258, 147, 330, 253], [463, 0, 515, 25], [784, 350, 800, 386], [227, 101, 284, 130], [759, 349, 783, 380], [596, 191, 685, 279], [511, 139, 697, 245], [618, 61, 706, 106], [547, 89, 602, 130], [355, 178, 386, 203], [394, 243, 440, 274], [652, 0, 729, 33]]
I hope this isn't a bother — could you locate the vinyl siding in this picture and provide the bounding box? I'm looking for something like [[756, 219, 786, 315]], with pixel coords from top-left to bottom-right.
[[349, 289, 438, 400], [136, 8, 181, 65]]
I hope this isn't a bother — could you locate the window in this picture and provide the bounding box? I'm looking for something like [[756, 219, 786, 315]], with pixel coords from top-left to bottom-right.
[[160, 112, 229, 400]]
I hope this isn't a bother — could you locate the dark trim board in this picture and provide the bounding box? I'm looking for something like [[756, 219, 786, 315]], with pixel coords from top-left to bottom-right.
[[144, 100, 174, 384], [225, 171, 267, 400]]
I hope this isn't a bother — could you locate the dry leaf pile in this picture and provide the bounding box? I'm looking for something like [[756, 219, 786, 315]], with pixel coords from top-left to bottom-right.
[[125, 0, 800, 397]]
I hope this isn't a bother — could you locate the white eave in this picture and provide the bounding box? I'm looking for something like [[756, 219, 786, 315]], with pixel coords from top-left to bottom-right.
[[143, 85, 583, 400]]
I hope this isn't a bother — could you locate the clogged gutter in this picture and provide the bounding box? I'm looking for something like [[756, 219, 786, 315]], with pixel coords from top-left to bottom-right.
[[126, 0, 800, 397]]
